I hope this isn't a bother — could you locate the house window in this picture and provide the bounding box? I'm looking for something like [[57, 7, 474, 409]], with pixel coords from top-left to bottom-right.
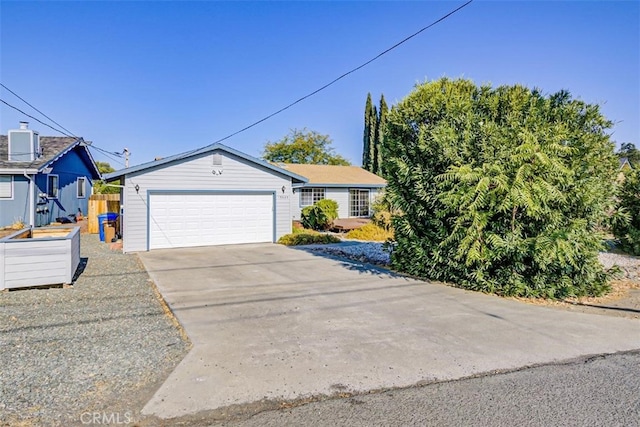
[[77, 177, 86, 198], [300, 188, 325, 207], [0, 176, 12, 199], [349, 189, 370, 217], [47, 175, 59, 198]]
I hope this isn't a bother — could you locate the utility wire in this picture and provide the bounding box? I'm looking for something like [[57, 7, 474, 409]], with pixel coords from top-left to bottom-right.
[[2, 0, 473, 170], [0, 83, 77, 137], [1, 98, 75, 137], [88, 143, 124, 158], [206, 0, 474, 147], [92, 148, 126, 167], [1, 95, 124, 164]]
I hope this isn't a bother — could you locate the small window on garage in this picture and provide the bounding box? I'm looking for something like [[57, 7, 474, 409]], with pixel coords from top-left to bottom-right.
[[0, 175, 12, 199], [77, 177, 86, 198], [47, 175, 59, 198]]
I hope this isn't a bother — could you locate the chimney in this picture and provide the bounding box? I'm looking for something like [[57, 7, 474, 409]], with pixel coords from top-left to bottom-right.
[[8, 122, 39, 161]]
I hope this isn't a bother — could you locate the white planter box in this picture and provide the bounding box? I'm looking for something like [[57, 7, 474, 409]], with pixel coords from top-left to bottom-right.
[[0, 226, 81, 290]]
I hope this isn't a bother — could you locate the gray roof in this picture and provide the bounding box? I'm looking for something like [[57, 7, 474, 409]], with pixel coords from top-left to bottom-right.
[[0, 135, 101, 179], [104, 143, 309, 183]]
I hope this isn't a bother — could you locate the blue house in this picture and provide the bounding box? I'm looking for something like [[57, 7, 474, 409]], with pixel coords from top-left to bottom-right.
[[0, 122, 101, 228]]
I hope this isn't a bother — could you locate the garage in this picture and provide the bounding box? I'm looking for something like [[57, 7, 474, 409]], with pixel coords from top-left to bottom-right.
[[148, 192, 274, 249], [103, 143, 307, 252]]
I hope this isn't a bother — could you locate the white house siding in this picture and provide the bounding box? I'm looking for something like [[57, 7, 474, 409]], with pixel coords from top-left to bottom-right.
[[121, 150, 292, 252], [291, 187, 383, 220], [0, 175, 31, 227], [328, 188, 350, 219]]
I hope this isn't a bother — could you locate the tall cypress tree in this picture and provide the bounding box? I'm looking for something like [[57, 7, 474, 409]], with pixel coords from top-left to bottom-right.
[[375, 94, 388, 176], [362, 93, 373, 170], [369, 104, 378, 173]]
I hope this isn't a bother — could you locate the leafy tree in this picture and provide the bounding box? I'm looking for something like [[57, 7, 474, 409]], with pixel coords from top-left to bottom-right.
[[362, 93, 374, 170], [384, 78, 618, 299], [263, 128, 350, 165], [612, 169, 640, 255], [93, 161, 120, 194], [617, 142, 640, 169]]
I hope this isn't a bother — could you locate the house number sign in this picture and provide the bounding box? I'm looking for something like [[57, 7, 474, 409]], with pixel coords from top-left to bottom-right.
[[211, 169, 223, 175]]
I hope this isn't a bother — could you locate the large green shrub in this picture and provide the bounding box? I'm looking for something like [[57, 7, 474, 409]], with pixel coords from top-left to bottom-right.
[[301, 199, 339, 230], [613, 170, 640, 255], [384, 78, 618, 298]]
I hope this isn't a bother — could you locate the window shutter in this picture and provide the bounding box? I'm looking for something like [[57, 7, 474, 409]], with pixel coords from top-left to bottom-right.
[[0, 176, 11, 198]]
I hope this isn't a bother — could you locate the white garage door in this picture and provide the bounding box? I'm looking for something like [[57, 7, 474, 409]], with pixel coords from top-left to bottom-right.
[[149, 193, 273, 249]]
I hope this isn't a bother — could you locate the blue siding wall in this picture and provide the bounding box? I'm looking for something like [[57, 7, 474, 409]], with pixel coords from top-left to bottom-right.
[[34, 149, 94, 226], [0, 175, 30, 227]]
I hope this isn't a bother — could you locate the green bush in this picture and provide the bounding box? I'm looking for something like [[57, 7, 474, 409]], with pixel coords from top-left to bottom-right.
[[346, 223, 394, 242], [384, 78, 618, 299], [278, 232, 341, 246], [613, 170, 640, 255], [301, 199, 339, 230]]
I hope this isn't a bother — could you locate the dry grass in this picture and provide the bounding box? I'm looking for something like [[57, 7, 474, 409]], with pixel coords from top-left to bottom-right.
[[278, 232, 341, 246], [345, 223, 394, 242], [292, 226, 317, 235]]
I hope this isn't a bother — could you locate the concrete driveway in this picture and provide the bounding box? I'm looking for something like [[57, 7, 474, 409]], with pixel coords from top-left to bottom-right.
[[139, 244, 640, 420]]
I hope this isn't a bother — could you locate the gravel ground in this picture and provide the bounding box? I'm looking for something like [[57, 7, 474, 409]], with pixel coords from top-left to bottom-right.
[[0, 234, 189, 427], [302, 241, 393, 266]]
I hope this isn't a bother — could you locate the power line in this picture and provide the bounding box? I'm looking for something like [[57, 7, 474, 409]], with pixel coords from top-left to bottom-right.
[[0, 98, 76, 137], [2, 0, 473, 170], [0, 83, 77, 137], [1, 94, 125, 165], [90, 148, 126, 167], [206, 0, 475, 147], [88, 143, 124, 158]]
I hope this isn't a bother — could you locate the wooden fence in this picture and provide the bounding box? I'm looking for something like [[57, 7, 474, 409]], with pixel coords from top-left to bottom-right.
[[88, 194, 121, 234]]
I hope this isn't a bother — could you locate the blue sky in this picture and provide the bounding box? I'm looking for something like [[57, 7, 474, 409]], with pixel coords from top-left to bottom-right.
[[1, 1, 638, 169]]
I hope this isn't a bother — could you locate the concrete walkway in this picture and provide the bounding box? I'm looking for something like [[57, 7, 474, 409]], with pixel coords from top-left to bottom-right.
[[138, 244, 640, 420]]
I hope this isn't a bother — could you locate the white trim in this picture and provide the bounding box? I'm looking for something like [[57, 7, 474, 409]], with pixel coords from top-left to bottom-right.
[[77, 177, 87, 198], [0, 175, 13, 199], [349, 188, 371, 217], [24, 172, 35, 227], [47, 174, 59, 199], [299, 187, 326, 207], [0, 169, 38, 174]]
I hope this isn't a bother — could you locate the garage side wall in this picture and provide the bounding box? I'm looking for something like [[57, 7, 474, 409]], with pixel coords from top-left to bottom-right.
[[121, 151, 293, 252]]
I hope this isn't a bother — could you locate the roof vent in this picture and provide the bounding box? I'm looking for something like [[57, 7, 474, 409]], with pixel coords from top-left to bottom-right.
[[8, 122, 40, 162]]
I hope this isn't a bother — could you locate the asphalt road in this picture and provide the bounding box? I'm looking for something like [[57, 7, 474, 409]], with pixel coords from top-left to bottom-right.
[[209, 351, 640, 427]]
